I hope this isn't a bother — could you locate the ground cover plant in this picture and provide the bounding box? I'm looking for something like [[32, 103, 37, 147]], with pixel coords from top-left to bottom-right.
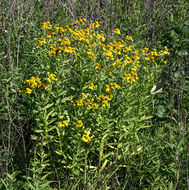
[[18, 19, 170, 189], [0, 0, 188, 189]]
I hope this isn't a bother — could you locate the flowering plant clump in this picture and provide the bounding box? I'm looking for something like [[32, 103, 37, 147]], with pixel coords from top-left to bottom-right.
[[19, 18, 169, 181]]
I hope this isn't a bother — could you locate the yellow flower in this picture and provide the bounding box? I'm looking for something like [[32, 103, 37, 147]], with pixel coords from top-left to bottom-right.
[[47, 72, 58, 82], [58, 121, 68, 127], [41, 21, 52, 29], [62, 121, 69, 127], [92, 103, 99, 109], [88, 83, 95, 90], [95, 21, 101, 28], [75, 98, 84, 106], [25, 88, 32, 94], [95, 62, 104, 69], [164, 46, 169, 54], [82, 134, 90, 143], [59, 115, 63, 120], [89, 22, 95, 29], [76, 120, 83, 128], [113, 28, 120, 34], [81, 93, 87, 99], [83, 18, 87, 22], [126, 35, 133, 41], [105, 85, 110, 92], [102, 100, 109, 107], [87, 105, 92, 110], [108, 71, 112, 76], [58, 122, 63, 127]]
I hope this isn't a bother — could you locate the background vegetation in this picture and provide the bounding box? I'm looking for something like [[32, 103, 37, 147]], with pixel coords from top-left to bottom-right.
[[0, 0, 188, 189]]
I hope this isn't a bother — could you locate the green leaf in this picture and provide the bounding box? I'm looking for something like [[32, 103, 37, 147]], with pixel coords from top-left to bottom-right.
[[155, 105, 167, 118], [178, 49, 188, 56], [61, 97, 71, 103], [47, 118, 57, 125], [139, 116, 153, 121], [123, 106, 133, 114], [183, 37, 189, 42], [182, 26, 189, 33], [55, 150, 62, 156], [42, 103, 54, 110], [184, 20, 189, 26], [135, 132, 139, 142], [47, 126, 56, 132], [34, 129, 44, 133], [99, 159, 108, 172], [102, 152, 112, 161], [136, 125, 153, 131], [45, 109, 55, 121], [99, 133, 108, 163]]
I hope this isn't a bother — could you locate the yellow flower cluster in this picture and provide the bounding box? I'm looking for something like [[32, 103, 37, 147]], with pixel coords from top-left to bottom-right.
[[58, 115, 69, 127], [24, 76, 42, 88], [58, 120, 69, 127], [97, 95, 112, 108], [105, 83, 121, 93], [47, 72, 58, 82], [95, 62, 104, 70], [122, 72, 138, 84], [143, 48, 169, 62], [25, 88, 32, 94], [20, 72, 58, 94], [48, 37, 75, 55], [72, 18, 87, 26], [28, 18, 169, 144], [164, 46, 169, 54], [109, 83, 121, 89], [36, 18, 169, 74], [38, 37, 46, 46], [35, 19, 107, 59], [41, 21, 52, 30], [113, 28, 121, 34], [102, 40, 126, 60], [89, 21, 101, 29], [126, 35, 133, 41], [74, 98, 99, 110], [19, 76, 42, 94]]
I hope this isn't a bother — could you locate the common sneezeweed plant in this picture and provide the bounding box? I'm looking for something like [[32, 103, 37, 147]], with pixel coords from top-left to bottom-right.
[[19, 18, 169, 185]]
